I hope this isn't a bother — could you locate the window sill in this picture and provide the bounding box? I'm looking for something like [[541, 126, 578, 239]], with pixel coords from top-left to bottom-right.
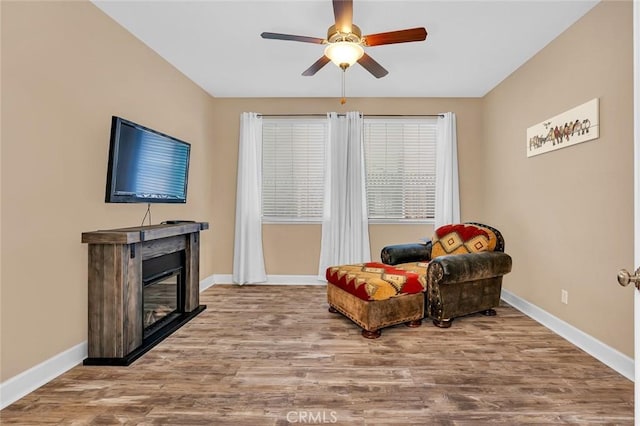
[[368, 219, 434, 225], [261, 218, 434, 225], [262, 218, 322, 225]]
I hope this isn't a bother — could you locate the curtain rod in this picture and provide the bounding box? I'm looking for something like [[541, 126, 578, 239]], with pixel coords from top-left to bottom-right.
[[257, 113, 445, 118]]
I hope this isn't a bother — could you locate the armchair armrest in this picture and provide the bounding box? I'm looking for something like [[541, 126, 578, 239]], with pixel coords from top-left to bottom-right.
[[381, 242, 432, 265], [428, 251, 512, 285]]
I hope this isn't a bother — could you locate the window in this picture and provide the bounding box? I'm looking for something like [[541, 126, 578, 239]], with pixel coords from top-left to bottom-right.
[[261, 116, 437, 224], [262, 119, 327, 222], [363, 118, 437, 222]]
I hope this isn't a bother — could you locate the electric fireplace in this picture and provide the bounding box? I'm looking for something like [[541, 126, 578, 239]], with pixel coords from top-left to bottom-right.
[[82, 222, 208, 366]]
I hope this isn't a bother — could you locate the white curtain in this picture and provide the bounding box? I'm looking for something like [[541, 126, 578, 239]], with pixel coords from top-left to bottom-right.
[[435, 112, 461, 228], [232, 112, 267, 284], [318, 111, 371, 279]]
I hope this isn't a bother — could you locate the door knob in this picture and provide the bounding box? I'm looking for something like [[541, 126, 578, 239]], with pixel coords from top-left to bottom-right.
[[617, 267, 640, 290]]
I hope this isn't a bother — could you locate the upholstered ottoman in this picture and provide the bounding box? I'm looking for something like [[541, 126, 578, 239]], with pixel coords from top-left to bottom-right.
[[326, 262, 428, 338]]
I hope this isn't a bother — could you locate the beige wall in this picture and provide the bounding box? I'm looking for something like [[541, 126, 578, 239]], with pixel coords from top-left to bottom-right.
[[1, 1, 216, 380], [210, 98, 483, 275], [482, 1, 634, 356]]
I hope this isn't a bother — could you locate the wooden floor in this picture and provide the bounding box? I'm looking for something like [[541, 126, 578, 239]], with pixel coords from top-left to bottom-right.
[[1, 285, 633, 425]]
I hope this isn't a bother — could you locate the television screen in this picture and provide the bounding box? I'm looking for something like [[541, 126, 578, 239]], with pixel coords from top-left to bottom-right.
[[105, 116, 190, 203]]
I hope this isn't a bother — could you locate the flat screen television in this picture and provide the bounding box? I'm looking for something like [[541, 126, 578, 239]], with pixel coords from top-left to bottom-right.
[[105, 116, 190, 203]]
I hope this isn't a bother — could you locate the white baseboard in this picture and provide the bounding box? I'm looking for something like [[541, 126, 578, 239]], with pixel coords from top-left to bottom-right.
[[199, 274, 216, 292], [0, 342, 88, 410], [212, 274, 325, 285], [501, 288, 634, 381]]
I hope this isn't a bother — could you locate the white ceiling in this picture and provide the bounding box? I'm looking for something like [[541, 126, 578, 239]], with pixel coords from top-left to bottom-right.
[[93, 0, 599, 98]]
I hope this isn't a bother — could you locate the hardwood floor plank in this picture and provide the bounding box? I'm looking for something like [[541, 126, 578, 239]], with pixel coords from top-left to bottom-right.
[[0, 284, 633, 425]]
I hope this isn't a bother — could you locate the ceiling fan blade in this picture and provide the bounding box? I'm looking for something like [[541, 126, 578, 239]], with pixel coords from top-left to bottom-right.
[[302, 56, 331, 76], [261, 32, 325, 44], [333, 0, 353, 33], [357, 53, 388, 79], [363, 27, 428, 47]]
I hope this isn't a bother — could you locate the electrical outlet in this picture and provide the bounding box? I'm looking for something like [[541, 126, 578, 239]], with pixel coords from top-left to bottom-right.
[[561, 289, 569, 304]]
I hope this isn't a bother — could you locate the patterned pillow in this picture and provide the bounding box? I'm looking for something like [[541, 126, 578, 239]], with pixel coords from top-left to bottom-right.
[[431, 224, 493, 258], [470, 224, 499, 252]]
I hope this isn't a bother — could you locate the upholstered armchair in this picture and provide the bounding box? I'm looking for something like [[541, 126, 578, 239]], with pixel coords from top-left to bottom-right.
[[381, 222, 512, 328]]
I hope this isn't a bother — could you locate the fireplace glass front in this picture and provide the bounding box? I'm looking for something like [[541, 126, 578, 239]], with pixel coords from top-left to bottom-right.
[[142, 251, 185, 339]]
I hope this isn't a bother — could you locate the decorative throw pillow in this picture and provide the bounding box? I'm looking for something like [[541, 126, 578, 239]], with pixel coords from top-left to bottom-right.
[[471, 224, 499, 252], [431, 224, 491, 258]]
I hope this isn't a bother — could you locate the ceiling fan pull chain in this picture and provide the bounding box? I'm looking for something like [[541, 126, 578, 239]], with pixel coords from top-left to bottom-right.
[[340, 69, 347, 105]]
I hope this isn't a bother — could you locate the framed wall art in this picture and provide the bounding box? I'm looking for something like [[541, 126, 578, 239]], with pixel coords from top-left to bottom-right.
[[526, 98, 599, 158]]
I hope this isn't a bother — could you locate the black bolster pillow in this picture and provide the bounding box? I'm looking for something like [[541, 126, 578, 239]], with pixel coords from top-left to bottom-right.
[[381, 242, 431, 265]]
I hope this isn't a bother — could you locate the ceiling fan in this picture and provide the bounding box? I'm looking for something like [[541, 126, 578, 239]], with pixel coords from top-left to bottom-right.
[[260, 0, 428, 79]]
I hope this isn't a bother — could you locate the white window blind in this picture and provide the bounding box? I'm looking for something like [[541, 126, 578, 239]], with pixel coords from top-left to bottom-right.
[[262, 119, 326, 222], [363, 118, 437, 222]]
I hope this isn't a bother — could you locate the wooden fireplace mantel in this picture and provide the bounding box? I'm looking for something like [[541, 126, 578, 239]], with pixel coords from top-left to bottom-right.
[[81, 222, 208, 245], [82, 222, 208, 366]]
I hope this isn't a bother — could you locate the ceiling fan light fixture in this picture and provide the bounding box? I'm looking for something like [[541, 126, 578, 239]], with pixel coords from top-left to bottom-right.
[[324, 42, 364, 68]]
